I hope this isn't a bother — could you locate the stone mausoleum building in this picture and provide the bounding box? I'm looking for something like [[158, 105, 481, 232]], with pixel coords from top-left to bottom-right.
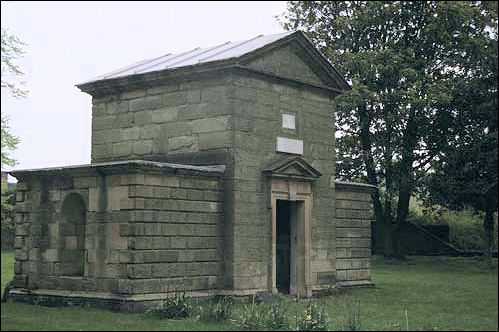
[[9, 31, 376, 310]]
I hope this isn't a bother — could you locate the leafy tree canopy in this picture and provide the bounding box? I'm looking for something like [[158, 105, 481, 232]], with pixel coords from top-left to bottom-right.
[[280, 1, 498, 256]]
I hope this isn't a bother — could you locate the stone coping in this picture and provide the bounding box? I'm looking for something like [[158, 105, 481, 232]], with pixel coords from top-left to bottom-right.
[[335, 180, 378, 194], [9, 160, 226, 179]]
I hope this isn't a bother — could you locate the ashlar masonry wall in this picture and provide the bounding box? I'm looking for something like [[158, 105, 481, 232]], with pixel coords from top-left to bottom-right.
[[334, 181, 375, 286], [90, 76, 235, 164], [11, 161, 224, 299], [123, 172, 224, 296], [228, 72, 337, 292]]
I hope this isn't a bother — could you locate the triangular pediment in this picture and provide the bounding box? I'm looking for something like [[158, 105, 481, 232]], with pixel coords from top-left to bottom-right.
[[238, 31, 350, 91], [263, 156, 321, 181], [242, 44, 325, 86]]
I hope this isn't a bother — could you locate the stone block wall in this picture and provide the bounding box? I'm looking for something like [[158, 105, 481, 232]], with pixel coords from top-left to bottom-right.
[[334, 182, 375, 286], [120, 173, 223, 295], [11, 162, 224, 296], [87, 66, 340, 292], [227, 72, 337, 291], [90, 76, 234, 163]]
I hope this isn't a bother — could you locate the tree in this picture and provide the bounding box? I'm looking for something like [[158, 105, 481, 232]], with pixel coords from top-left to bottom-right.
[[280, 1, 498, 256], [1, 25, 26, 167], [425, 6, 498, 257], [1, 5, 27, 232], [1, 115, 20, 168]]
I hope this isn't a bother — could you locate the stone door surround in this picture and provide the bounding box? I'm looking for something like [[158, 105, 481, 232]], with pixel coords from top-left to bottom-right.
[[263, 156, 321, 297]]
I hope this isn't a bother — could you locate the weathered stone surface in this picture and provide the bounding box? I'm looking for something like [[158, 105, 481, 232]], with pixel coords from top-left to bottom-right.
[[130, 95, 162, 112], [113, 142, 133, 157], [151, 108, 177, 124], [133, 140, 153, 156], [121, 89, 146, 100], [107, 100, 129, 114], [162, 91, 187, 106], [198, 131, 232, 150], [168, 136, 198, 152], [191, 116, 230, 133]]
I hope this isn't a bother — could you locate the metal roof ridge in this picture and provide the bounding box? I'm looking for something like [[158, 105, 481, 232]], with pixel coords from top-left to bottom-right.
[[135, 47, 201, 74], [197, 34, 264, 63], [78, 30, 297, 86], [83, 58, 152, 83], [164, 41, 233, 69], [102, 53, 173, 79]]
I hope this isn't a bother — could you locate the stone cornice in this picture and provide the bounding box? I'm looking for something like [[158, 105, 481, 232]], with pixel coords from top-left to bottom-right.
[[10, 160, 225, 181], [335, 180, 378, 194]]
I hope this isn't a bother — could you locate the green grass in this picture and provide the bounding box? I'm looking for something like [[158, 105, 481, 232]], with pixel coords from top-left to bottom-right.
[[1, 251, 14, 298], [1, 252, 497, 331]]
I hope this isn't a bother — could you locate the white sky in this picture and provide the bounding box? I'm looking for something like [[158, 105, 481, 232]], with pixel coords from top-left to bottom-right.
[[1, 1, 288, 180]]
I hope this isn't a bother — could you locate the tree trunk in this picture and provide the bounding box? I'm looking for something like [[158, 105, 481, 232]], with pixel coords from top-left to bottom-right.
[[358, 101, 387, 255], [382, 118, 396, 257], [394, 112, 418, 256], [383, 196, 395, 257]]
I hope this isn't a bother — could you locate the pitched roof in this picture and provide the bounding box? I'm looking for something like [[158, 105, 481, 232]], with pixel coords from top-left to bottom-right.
[[77, 30, 349, 92], [80, 31, 295, 85]]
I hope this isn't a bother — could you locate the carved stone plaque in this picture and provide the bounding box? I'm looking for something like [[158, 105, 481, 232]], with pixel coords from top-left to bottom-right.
[[276, 137, 303, 155]]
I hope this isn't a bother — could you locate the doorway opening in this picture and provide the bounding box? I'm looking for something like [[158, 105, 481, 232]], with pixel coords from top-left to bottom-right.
[[276, 200, 298, 294]]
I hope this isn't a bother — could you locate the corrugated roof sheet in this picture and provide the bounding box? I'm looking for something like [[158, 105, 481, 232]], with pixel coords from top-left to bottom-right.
[[82, 31, 295, 85]]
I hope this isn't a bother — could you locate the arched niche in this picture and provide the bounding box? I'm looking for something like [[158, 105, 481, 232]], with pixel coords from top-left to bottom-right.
[[59, 192, 87, 276]]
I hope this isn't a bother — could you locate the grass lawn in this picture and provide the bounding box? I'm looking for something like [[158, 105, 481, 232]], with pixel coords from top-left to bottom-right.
[[1, 251, 497, 331]]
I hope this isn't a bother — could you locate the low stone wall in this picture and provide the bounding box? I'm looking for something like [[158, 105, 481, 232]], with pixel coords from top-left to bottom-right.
[[9, 160, 225, 299], [334, 181, 376, 287], [121, 173, 224, 295]]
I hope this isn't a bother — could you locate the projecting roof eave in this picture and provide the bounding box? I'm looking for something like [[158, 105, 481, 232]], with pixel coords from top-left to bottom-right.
[[76, 57, 238, 97], [9, 160, 226, 180]]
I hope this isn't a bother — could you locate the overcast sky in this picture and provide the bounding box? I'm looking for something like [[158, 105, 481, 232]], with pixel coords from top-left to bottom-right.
[[1, 1, 288, 180]]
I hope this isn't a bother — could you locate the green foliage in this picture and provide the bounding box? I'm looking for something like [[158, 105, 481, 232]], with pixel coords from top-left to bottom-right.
[[1, 4, 27, 170], [267, 299, 289, 329], [294, 301, 329, 331], [236, 295, 289, 330], [1, 115, 20, 168], [1, 178, 15, 231], [196, 296, 233, 322], [237, 296, 268, 329], [408, 200, 498, 252], [1, 26, 27, 99], [280, 1, 499, 256], [146, 291, 192, 319], [342, 300, 362, 331]]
